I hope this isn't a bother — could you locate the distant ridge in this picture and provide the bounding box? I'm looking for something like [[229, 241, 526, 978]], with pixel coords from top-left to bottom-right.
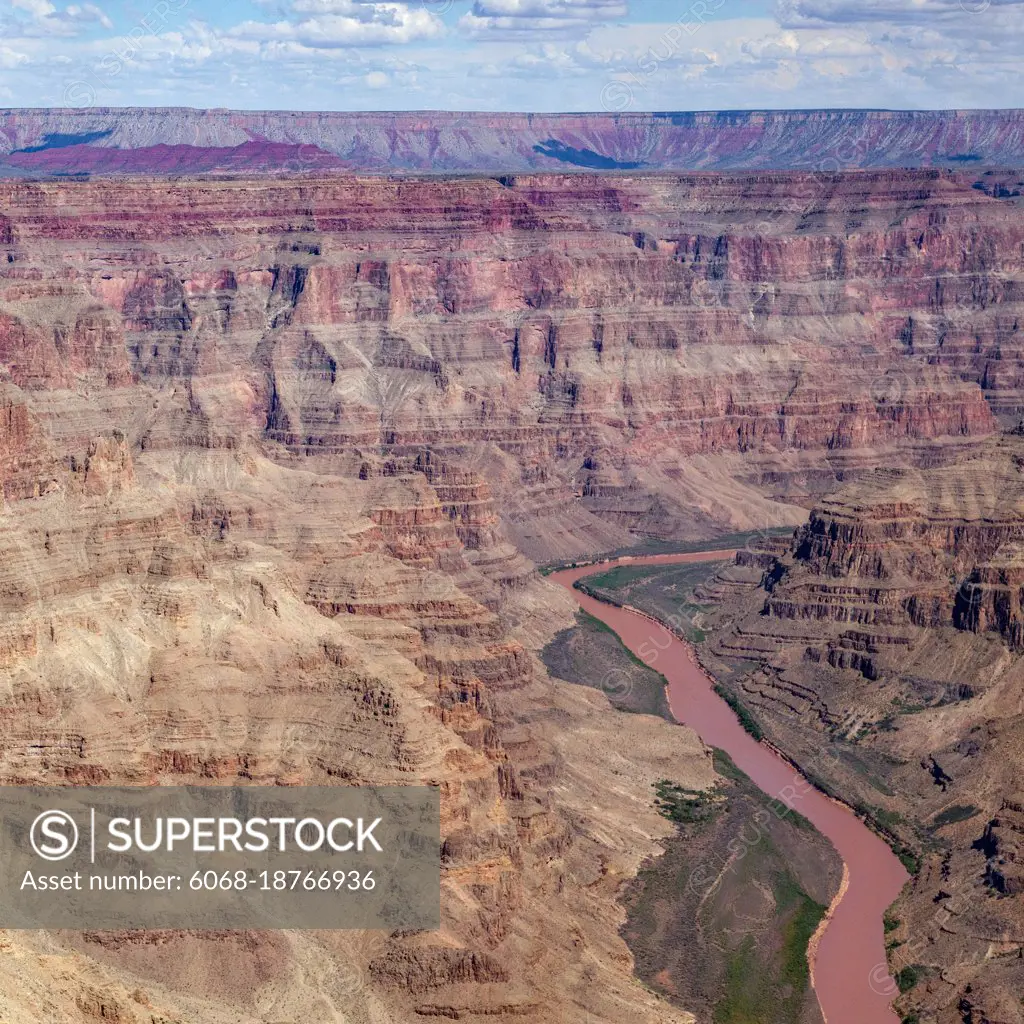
[[1, 108, 1023, 176]]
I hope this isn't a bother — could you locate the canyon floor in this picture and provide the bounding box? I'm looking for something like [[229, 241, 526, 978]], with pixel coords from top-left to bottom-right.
[[543, 601, 841, 1024], [0, 167, 1022, 1022]]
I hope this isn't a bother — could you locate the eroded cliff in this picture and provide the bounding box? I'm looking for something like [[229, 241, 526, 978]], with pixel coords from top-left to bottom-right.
[[3, 108, 1024, 174], [703, 443, 1024, 1022], [0, 168, 1022, 1021]]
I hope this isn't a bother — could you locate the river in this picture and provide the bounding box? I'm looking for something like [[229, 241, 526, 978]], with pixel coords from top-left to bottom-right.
[[552, 551, 908, 1024]]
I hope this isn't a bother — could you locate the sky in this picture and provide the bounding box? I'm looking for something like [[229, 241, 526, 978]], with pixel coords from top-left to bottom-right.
[[0, 0, 1022, 112]]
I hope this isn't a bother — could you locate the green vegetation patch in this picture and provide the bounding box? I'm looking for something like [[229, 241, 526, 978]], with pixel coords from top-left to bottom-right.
[[896, 964, 923, 993], [654, 779, 718, 825], [714, 684, 764, 741], [576, 560, 727, 644], [582, 564, 672, 591], [774, 873, 826, 996], [858, 804, 921, 875], [624, 747, 841, 1024], [713, 935, 761, 1024], [540, 609, 673, 720], [539, 528, 795, 574], [712, 748, 748, 783], [711, 873, 826, 1024], [931, 804, 980, 828]]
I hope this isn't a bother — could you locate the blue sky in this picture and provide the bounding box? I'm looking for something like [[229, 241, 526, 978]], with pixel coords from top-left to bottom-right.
[[1, 0, 1021, 111]]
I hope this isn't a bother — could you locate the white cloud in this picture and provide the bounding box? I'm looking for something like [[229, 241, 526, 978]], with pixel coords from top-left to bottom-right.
[[778, 0, 1024, 25], [459, 0, 628, 39], [741, 29, 879, 61], [10, 0, 57, 16], [0, 0, 1023, 112], [4, 0, 113, 37], [64, 4, 113, 29], [472, 0, 626, 11], [0, 43, 31, 68], [229, 1, 445, 47]]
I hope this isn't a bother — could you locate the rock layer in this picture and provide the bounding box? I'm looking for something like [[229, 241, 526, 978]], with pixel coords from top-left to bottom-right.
[[0, 167, 1023, 1021], [3, 108, 1024, 174], [704, 440, 1024, 1023], [2, 169, 1019, 556]]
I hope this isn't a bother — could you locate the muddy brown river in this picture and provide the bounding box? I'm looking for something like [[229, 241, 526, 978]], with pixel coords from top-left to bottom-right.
[[554, 551, 908, 1024]]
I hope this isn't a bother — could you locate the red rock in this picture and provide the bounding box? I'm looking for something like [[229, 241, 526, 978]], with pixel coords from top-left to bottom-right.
[[3, 109, 1024, 174]]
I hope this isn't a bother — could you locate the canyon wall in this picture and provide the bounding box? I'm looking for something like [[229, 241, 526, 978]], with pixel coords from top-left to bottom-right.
[[0, 168, 1022, 1021], [2, 169, 1019, 559], [704, 443, 1024, 1022], [3, 108, 1024, 175]]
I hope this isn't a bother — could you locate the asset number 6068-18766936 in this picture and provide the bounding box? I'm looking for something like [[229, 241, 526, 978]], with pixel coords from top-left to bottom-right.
[[188, 869, 376, 891]]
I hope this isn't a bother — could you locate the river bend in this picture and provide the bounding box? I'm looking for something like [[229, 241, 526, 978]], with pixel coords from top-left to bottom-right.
[[553, 551, 908, 1024]]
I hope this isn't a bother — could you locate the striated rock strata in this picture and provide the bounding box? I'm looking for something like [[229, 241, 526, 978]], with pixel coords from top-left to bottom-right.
[[3, 108, 1024, 174], [0, 166, 1023, 1020], [2, 169, 1021, 559], [703, 438, 1024, 1023]]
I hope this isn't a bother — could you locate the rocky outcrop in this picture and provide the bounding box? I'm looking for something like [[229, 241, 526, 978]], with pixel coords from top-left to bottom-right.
[[704, 439, 1024, 1024], [0, 432, 715, 1022], [982, 795, 1024, 897], [761, 444, 1024, 647], [0, 383, 57, 499]]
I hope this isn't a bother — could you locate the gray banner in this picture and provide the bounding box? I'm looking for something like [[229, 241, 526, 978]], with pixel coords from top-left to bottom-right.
[[0, 786, 439, 930]]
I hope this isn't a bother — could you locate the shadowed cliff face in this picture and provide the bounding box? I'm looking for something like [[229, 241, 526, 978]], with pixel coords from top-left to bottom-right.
[[0, 169, 1022, 1021]]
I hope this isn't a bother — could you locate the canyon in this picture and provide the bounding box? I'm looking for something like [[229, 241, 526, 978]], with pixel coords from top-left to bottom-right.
[[0, 164, 1022, 1021], [701, 447, 1024, 1023], [3, 108, 1024, 176], [555, 553, 908, 1024]]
